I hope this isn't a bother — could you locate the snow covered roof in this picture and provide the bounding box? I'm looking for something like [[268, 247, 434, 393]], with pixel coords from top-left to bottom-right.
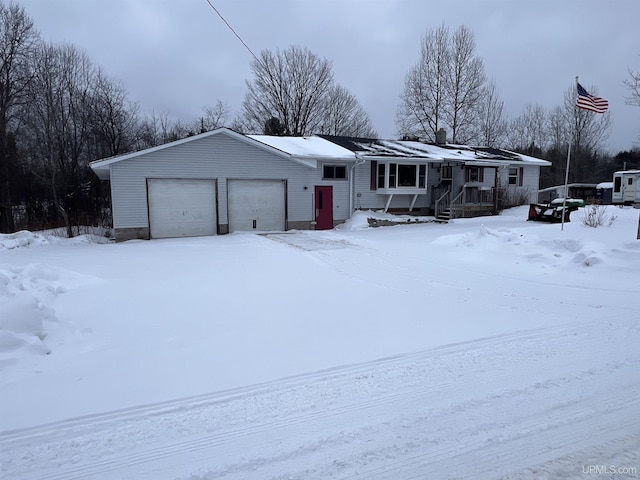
[[247, 135, 356, 160], [90, 128, 550, 181], [319, 135, 551, 166], [90, 128, 357, 180]]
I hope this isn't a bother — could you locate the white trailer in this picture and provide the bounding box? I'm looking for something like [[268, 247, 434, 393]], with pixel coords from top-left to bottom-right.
[[612, 170, 640, 205]]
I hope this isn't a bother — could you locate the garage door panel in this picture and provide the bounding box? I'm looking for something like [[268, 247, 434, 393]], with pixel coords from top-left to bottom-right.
[[228, 180, 285, 232], [148, 179, 217, 239]]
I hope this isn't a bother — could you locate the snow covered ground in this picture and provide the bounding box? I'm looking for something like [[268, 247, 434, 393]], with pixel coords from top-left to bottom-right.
[[1, 206, 639, 479]]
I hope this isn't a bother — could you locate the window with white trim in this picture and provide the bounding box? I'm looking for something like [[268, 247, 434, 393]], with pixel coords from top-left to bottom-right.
[[372, 162, 428, 190], [323, 165, 347, 180], [377, 163, 385, 188], [508, 167, 519, 185]]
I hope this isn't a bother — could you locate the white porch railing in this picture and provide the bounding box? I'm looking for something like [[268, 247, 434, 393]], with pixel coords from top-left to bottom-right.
[[434, 189, 450, 219], [450, 189, 465, 218]]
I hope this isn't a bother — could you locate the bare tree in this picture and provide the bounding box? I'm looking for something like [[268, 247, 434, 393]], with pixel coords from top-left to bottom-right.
[[474, 79, 507, 147], [0, 1, 39, 232], [135, 111, 188, 149], [445, 25, 485, 143], [89, 70, 139, 158], [194, 100, 231, 133], [241, 46, 334, 136], [624, 63, 640, 143], [507, 103, 548, 154], [623, 66, 640, 107], [397, 25, 486, 143], [396, 25, 449, 141], [319, 84, 377, 137], [547, 106, 569, 152], [24, 42, 99, 237]]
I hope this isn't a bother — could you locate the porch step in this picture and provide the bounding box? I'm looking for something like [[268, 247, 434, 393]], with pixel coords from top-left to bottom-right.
[[434, 209, 451, 223]]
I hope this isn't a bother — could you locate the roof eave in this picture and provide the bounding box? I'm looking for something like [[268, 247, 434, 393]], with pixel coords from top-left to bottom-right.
[[362, 155, 444, 162]]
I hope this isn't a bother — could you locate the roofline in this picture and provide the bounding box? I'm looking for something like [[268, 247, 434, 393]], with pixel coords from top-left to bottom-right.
[[362, 155, 444, 162], [539, 183, 598, 193], [503, 149, 552, 166], [90, 127, 310, 171], [89, 128, 552, 176]]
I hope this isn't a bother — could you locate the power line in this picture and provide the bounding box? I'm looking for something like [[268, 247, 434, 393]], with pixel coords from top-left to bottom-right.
[[203, 0, 261, 65]]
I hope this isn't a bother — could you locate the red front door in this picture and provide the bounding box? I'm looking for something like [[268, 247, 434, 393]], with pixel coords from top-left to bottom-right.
[[315, 186, 333, 230]]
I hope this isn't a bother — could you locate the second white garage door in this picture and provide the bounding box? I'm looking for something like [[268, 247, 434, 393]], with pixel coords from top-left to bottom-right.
[[147, 178, 217, 239], [227, 179, 286, 232]]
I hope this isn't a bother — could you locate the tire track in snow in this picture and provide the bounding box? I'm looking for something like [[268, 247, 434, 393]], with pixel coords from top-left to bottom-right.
[[0, 322, 575, 442], [3, 319, 639, 480], [334, 381, 640, 480]]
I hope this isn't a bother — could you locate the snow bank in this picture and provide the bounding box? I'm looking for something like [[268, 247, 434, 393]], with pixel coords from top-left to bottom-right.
[[0, 230, 109, 251], [0, 263, 96, 363], [430, 219, 633, 269], [336, 209, 432, 230]]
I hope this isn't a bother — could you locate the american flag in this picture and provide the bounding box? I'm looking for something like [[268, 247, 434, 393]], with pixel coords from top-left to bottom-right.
[[576, 83, 608, 113]]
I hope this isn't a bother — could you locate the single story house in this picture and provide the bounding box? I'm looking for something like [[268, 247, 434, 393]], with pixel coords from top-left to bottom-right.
[[90, 127, 550, 241]]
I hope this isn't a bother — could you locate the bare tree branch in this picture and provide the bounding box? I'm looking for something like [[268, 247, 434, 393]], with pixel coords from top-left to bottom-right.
[[397, 25, 486, 143], [240, 45, 375, 137]]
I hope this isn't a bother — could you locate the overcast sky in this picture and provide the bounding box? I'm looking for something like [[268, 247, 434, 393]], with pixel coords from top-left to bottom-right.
[[17, 0, 640, 152]]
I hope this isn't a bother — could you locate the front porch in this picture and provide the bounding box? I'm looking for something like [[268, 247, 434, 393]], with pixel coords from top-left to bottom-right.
[[433, 185, 497, 222]]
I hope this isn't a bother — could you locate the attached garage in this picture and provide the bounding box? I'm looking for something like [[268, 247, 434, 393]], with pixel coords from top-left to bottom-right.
[[227, 179, 286, 232], [147, 178, 217, 239], [90, 128, 357, 241]]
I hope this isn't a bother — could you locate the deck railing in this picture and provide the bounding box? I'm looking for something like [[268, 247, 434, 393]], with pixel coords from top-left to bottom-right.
[[450, 189, 465, 218], [434, 189, 450, 218]]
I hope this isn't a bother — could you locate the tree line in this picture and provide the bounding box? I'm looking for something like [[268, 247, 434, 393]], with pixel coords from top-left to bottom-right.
[[0, 2, 638, 235]]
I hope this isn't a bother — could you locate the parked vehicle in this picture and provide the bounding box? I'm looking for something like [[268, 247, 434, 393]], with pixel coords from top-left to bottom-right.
[[612, 170, 640, 205]]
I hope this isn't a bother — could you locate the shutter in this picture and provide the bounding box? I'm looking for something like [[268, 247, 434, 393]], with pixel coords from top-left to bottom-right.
[[479, 167, 484, 182], [518, 167, 524, 186], [464, 167, 470, 182], [370, 160, 377, 190]]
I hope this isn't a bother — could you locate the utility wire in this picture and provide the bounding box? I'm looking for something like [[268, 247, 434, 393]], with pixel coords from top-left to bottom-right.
[[203, 0, 261, 65]]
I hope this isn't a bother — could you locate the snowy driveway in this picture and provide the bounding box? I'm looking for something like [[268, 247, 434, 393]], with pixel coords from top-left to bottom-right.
[[1, 207, 640, 479]]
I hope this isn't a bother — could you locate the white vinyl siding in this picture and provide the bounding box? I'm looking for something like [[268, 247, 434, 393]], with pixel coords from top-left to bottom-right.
[[109, 132, 351, 231], [499, 164, 540, 203]]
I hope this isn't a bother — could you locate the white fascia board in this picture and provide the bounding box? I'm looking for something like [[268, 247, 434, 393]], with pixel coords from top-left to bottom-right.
[[290, 155, 359, 169], [364, 155, 444, 163], [463, 160, 503, 167]]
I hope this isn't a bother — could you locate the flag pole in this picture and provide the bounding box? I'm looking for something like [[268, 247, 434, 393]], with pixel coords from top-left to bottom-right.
[[561, 76, 579, 232]]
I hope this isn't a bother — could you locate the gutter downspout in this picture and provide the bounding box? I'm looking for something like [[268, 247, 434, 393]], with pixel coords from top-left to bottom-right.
[[350, 154, 366, 216]]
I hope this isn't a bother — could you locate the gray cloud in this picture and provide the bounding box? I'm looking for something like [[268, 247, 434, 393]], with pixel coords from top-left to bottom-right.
[[19, 0, 640, 151]]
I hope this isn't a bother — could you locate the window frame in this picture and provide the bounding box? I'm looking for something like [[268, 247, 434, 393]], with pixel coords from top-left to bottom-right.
[[508, 166, 524, 186], [441, 166, 453, 181], [508, 167, 519, 185], [322, 164, 347, 180], [377, 163, 386, 188], [373, 161, 428, 191], [614, 176, 622, 193]]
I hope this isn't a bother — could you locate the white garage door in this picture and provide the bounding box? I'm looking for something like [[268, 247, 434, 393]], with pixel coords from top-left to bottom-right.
[[147, 179, 217, 239], [227, 179, 286, 232]]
